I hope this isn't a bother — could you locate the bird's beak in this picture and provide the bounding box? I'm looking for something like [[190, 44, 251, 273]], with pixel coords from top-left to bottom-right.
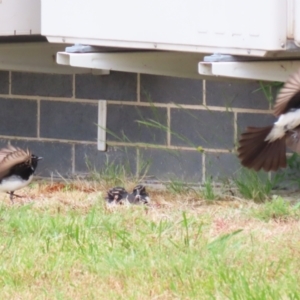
[[37, 157, 43, 160]]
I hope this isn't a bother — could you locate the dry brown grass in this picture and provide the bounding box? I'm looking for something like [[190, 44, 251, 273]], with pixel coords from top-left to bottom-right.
[[5, 180, 300, 239]]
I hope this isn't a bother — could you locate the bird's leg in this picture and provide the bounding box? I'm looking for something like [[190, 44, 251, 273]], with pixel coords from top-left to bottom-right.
[[290, 130, 299, 141], [13, 193, 23, 198], [8, 192, 14, 204], [6, 192, 23, 204], [285, 129, 300, 143]]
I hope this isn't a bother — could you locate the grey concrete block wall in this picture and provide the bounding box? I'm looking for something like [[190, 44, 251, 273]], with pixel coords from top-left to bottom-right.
[[0, 72, 9, 94], [0, 98, 37, 137], [76, 72, 137, 100], [140, 74, 203, 104], [139, 148, 203, 182], [206, 81, 271, 109], [0, 70, 276, 182], [12, 72, 73, 97], [171, 109, 234, 149], [40, 101, 98, 141], [107, 104, 168, 144], [75, 144, 137, 175]]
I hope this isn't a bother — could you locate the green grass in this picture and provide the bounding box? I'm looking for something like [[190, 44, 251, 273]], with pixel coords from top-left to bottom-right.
[[1, 187, 300, 299], [257, 81, 283, 106], [202, 177, 216, 200], [250, 196, 300, 222], [166, 178, 217, 201], [272, 153, 300, 189], [167, 179, 192, 195], [86, 156, 133, 187], [234, 168, 274, 202]]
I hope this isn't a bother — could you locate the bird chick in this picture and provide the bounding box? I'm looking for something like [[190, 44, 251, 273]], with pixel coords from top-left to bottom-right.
[[105, 185, 150, 206], [105, 186, 128, 206], [127, 185, 151, 205]]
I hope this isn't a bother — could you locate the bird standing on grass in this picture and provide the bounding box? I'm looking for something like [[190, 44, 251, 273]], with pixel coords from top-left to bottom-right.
[[0, 145, 42, 203], [238, 68, 300, 171]]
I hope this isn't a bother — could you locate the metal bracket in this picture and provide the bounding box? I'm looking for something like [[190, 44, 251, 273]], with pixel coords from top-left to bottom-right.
[[56, 51, 207, 79], [98, 100, 107, 151], [199, 60, 300, 82], [0, 42, 96, 74]]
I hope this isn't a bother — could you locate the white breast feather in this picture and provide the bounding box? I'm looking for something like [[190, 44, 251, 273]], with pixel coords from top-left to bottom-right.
[[266, 109, 300, 142], [0, 175, 33, 192]]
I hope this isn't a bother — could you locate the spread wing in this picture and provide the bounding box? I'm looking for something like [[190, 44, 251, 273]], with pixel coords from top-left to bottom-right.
[[285, 127, 300, 153], [0, 145, 18, 163], [0, 146, 31, 179], [273, 68, 300, 117]]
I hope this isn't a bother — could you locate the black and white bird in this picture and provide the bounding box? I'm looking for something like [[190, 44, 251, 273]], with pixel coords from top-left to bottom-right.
[[105, 185, 150, 205], [127, 185, 151, 205], [105, 186, 128, 205], [0, 145, 42, 203], [238, 68, 300, 171]]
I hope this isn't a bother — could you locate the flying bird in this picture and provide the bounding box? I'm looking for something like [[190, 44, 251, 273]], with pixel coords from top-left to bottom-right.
[[0, 145, 42, 203], [238, 68, 300, 171]]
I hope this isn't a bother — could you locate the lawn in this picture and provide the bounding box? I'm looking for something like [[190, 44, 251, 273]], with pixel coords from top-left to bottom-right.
[[0, 181, 300, 299]]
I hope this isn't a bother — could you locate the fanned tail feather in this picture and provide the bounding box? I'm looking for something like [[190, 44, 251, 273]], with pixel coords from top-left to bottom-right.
[[238, 126, 286, 171]]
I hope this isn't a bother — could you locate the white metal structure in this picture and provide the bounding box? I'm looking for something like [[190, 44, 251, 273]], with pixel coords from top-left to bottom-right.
[[0, 0, 300, 81], [56, 51, 207, 79], [198, 61, 300, 82], [0, 43, 95, 74], [2, 0, 300, 151], [42, 0, 289, 57], [40, 0, 300, 81], [0, 0, 40, 36]]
